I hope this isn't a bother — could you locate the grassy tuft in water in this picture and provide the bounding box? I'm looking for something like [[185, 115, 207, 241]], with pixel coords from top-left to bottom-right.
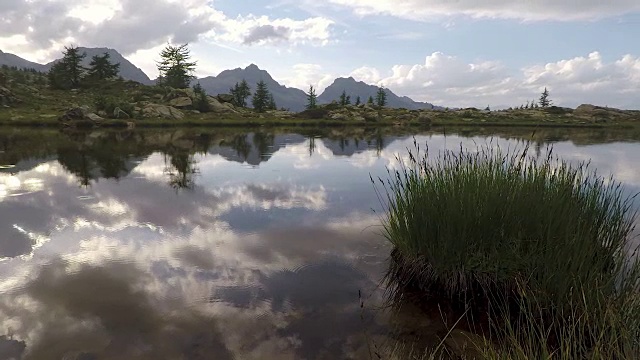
[[377, 139, 640, 357]]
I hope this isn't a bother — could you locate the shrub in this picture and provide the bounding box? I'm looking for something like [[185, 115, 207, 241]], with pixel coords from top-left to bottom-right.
[[94, 95, 134, 119], [297, 108, 329, 119], [377, 141, 640, 357]]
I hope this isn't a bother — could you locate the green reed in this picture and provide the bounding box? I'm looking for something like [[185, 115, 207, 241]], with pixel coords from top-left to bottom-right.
[[376, 139, 640, 358]]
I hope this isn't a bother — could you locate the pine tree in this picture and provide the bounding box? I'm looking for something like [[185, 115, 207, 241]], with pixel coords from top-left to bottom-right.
[[355, 96, 361, 106], [367, 96, 374, 105], [376, 87, 387, 107], [539, 87, 552, 108], [157, 44, 197, 89], [192, 83, 210, 112], [230, 79, 251, 107], [267, 93, 277, 110], [252, 80, 270, 113], [48, 45, 86, 90], [525, 101, 530, 109], [305, 85, 317, 110], [88, 52, 120, 81], [338, 90, 352, 106]]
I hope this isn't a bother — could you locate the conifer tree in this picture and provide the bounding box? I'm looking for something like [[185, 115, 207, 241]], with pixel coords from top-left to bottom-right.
[[88, 52, 120, 81], [376, 87, 387, 107], [355, 96, 361, 106], [230, 79, 251, 107], [48, 45, 86, 89], [252, 80, 270, 112], [267, 93, 277, 110], [306, 85, 318, 110], [157, 44, 197, 89], [539, 87, 552, 108]]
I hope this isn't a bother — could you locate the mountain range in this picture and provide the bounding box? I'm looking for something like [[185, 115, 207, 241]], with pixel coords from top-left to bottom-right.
[[0, 47, 438, 111]]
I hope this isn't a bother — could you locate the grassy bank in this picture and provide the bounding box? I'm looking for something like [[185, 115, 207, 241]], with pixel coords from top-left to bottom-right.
[[377, 142, 640, 358], [1, 75, 639, 129]]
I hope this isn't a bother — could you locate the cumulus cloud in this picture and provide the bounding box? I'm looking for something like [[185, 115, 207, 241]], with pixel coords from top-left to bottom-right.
[[326, 0, 640, 21], [216, 15, 334, 47], [349, 51, 640, 109], [243, 25, 291, 45], [0, 0, 334, 62]]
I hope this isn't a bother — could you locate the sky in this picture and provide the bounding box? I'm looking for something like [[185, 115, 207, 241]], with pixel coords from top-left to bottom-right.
[[1, 0, 639, 109]]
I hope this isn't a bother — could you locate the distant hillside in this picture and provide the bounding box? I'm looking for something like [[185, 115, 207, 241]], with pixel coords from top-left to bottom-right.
[[0, 50, 47, 71], [318, 77, 439, 110], [45, 47, 153, 85], [196, 64, 308, 112], [0, 47, 153, 85]]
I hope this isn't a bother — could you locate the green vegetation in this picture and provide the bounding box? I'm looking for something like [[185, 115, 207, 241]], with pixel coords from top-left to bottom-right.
[[378, 143, 640, 358], [156, 43, 196, 89], [376, 87, 387, 107], [87, 52, 120, 81], [540, 87, 552, 108], [230, 79, 251, 107], [252, 80, 271, 113], [48, 46, 87, 90], [339, 90, 351, 106], [306, 85, 318, 110], [192, 83, 211, 113]]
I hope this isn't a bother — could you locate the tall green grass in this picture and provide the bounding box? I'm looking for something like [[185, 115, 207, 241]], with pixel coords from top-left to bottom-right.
[[376, 140, 640, 358]]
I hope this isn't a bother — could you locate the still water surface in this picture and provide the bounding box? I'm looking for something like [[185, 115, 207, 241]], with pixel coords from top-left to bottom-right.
[[0, 127, 639, 359]]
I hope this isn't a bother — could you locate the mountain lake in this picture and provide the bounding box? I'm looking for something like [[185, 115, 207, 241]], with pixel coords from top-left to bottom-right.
[[0, 126, 639, 359]]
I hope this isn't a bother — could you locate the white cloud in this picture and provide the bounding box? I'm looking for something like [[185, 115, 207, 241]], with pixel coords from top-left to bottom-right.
[[326, 0, 640, 21], [349, 51, 640, 109], [213, 15, 334, 47], [0, 0, 334, 64]]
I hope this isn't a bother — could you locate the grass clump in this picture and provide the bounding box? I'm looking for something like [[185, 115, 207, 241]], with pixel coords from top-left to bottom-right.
[[377, 140, 640, 358]]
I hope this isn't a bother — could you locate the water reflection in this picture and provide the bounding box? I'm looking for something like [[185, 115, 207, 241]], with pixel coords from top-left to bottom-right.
[[0, 127, 639, 359]]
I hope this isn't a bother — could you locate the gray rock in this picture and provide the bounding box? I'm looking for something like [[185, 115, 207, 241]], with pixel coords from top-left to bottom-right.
[[142, 104, 184, 120], [330, 113, 347, 120], [113, 107, 131, 119], [169, 96, 193, 108], [216, 93, 234, 103], [207, 96, 237, 113]]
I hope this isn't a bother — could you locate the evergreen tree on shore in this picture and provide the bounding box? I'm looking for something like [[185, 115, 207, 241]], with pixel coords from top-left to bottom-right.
[[157, 44, 197, 89], [252, 80, 270, 113], [88, 52, 120, 81], [48, 46, 86, 89], [306, 85, 318, 110]]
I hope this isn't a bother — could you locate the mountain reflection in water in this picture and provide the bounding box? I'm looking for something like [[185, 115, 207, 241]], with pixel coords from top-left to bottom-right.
[[0, 127, 639, 359]]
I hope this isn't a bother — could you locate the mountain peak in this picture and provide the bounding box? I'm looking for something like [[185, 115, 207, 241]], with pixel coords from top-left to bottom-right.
[[245, 64, 261, 70]]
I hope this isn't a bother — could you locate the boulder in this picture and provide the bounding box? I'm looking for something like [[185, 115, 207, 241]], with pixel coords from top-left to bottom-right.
[[58, 107, 104, 127], [216, 94, 234, 103], [142, 104, 184, 120], [0, 86, 18, 106], [207, 96, 237, 113], [164, 88, 195, 101], [169, 96, 193, 109], [113, 107, 131, 119], [330, 113, 347, 121]]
